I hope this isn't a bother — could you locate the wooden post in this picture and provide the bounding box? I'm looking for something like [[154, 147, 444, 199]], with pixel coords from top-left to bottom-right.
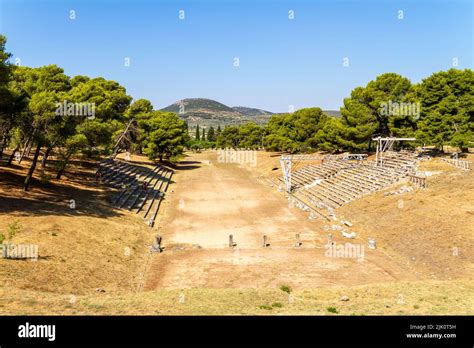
[[263, 235, 267, 247], [368, 238, 377, 249], [229, 234, 234, 248], [295, 233, 301, 247], [155, 235, 162, 248], [328, 233, 333, 245]]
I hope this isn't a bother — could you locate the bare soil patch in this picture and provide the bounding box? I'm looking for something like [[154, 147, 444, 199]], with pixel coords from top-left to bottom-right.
[[145, 151, 435, 291]]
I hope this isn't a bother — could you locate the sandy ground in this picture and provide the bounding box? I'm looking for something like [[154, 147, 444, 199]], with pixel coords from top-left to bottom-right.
[[144, 151, 422, 290]]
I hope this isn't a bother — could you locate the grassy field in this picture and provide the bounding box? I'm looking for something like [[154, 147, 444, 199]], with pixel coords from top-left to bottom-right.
[[1, 280, 472, 315]]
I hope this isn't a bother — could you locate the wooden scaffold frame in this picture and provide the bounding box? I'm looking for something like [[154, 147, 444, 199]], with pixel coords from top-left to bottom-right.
[[280, 154, 324, 193], [373, 136, 416, 167], [111, 118, 139, 159]]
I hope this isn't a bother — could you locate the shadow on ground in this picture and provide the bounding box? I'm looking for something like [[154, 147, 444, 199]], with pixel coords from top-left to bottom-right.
[[0, 166, 123, 219]]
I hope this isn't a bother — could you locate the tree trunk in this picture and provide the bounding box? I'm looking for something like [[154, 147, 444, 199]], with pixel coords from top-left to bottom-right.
[[0, 135, 6, 159], [56, 166, 65, 180], [26, 142, 32, 157], [23, 142, 42, 191], [7, 146, 19, 165], [41, 146, 53, 169], [56, 153, 72, 179], [0, 124, 12, 159], [18, 134, 33, 164], [56, 160, 68, 180]]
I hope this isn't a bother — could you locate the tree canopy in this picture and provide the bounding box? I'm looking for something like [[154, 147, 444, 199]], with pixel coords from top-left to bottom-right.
[[0, 33, 472, 192], [139, 111, 189, 161], [414, 69, 473, 150], [0, 36, 190, 190], [214, 70, 472, 153]]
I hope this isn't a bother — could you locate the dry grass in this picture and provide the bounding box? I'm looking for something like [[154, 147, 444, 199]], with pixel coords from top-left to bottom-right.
[[1, 280, 472, 315], [0, 154, 155, 296], [0, 151, 472, 315], [338, 157, 474, 281]]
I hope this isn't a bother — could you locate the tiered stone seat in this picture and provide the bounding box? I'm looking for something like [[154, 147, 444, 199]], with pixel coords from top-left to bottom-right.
[[290, 160, 355, 190], [292, 151, 417, 211], [97, 159, 174, 227], [98, 160, 145, 186], [380, 151, 417, 174], [144, 170, 173, 225]]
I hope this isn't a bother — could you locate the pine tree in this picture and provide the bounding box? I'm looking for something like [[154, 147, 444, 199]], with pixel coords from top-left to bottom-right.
[[202, 128, 206, 141], [414, 69, 473, 151], [339, 73, 412, 151], [207, 126, 216, 142], [139, 111, 187, 161], [195, 124, 200, 140]]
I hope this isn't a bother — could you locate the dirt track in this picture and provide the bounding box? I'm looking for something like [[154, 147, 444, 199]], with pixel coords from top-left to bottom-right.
[[145, 151, 416, 290]]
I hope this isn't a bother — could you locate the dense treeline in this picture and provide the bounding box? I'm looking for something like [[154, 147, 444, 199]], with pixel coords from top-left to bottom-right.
[[1, 34, 472, 192], [212, 70, 473, 153], [0, 36, 189, 190]]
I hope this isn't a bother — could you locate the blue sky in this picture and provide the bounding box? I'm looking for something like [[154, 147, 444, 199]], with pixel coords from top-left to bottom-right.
[[0, 0, 472, 112]]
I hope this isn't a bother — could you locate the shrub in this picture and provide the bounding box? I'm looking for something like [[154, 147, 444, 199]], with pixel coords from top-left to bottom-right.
[[279, 285, 292, 294], [39, 171, 51, 184], [327, 307, 338, 314], [259, 305, 272, 311], [7, 220, 21, 241]]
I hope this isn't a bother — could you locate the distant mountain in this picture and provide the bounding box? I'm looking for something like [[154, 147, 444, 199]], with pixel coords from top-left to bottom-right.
[[160, 98, 341, 129], [231, 106, 274, 117], [160, 98, 273, 128], [161, 98, 235, 114], [323, 110, 341, 118]]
